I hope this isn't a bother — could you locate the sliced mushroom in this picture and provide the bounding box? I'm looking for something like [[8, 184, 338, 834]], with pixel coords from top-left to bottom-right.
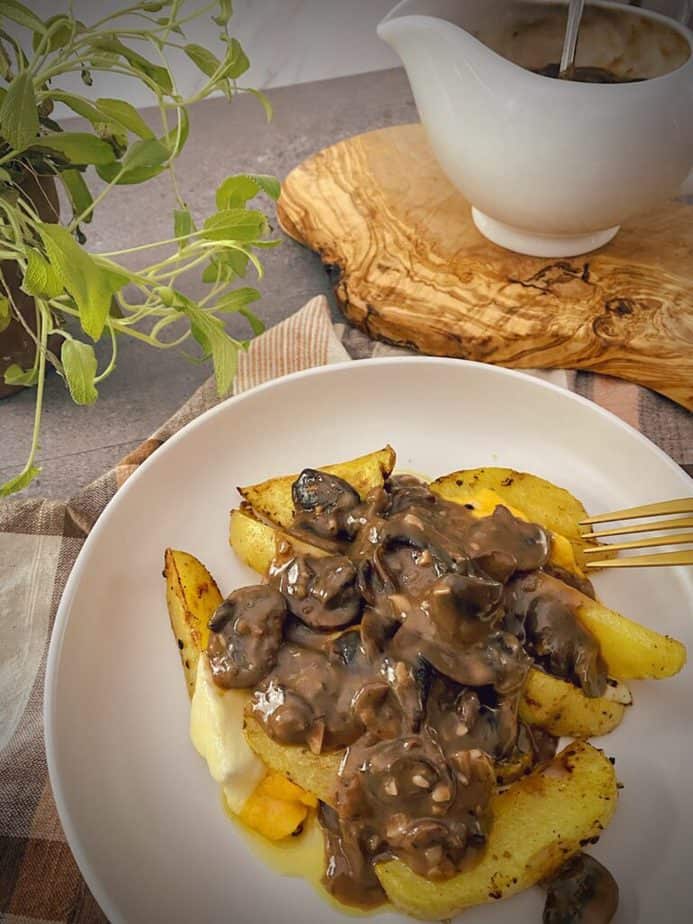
[[207, 585, 287, 688], [291, 469, 361, 540], [273, 553, 362, 630], [465, 505, 550, 574], [525, 595, 607, 698], [543, 853, 619, 924]]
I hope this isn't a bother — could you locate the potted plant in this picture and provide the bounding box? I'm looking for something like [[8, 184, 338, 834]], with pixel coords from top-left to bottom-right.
[[0, 0, 279, 495]]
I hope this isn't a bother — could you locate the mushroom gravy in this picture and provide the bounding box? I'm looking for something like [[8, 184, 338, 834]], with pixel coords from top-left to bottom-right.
[[207, 471, 615, 916]]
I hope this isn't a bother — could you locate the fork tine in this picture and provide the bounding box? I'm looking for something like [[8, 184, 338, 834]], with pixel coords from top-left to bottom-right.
[[585, 549, 693, 569], [581, 515, 693, 539], [580, 497, 693, 525], [583, 531, 693, 553]]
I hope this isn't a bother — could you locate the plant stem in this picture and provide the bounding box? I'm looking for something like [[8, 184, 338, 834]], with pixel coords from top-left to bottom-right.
[[98, 234, 193, 256], [94, 321, 118, 383], [7, 304, 49, 490], [70, 167, 127, 229]]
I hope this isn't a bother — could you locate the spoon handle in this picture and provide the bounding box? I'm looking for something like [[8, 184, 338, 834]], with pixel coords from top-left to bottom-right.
[[559, 0, 585, 78]]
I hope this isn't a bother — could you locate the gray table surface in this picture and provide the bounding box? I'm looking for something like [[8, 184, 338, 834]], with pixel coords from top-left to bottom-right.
[[1, 68, 417, 499]]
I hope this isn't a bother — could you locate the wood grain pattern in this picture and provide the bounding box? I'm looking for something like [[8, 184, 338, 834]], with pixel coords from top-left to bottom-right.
[[277, 124, 693, 409]]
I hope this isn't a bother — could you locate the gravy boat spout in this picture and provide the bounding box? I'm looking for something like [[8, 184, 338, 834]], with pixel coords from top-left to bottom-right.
[[378, 0, 693, 257]]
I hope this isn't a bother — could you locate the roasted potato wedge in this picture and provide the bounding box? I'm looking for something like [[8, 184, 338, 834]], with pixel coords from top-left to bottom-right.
[[229, 507, 327, 575], [376, 741, 618, 920], [539, 573, 687, 680], [238, 445, 396, 528], [519, 668, 625, 737], [164, 548, 223, 697], [165, 550, 317, 840], [244, 716, 341, 806], [431, 468, 599, 570], [260, 770, 318, 807], [237, 771, 315, 840]]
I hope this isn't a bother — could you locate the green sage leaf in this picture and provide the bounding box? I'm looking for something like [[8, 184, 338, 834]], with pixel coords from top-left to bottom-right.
[[185, 307, 238, 396], [216, 173, 279, 207], [215, 175, 260, 209], [47, 93, 152, 143], [32, 14, 72, 52], [22, 248, 64, 299], [28, 132, 116, 165], [61, 339, 98, 404], [213, 0, 233, 27], [95, 98, 154, 139], [0, 294, 11, 333], [89, 37, 173, 93], [0, 1, 46, 36], [221, 38, 249, 78], [0, 464, 41, 497], [0, 39, 12, 80], [96, 161, 166, 186], [173, 207, 194, 246], [60, 169, 93, 223], [46, 91, 103, 123], [36, 222, 127, 340], [247, 173, 280, 200], [214, 287, 260, 313], [202, 259, 228, 284], [0, 70, 38, 150], [123, 137, 169, 170], [0, 26, 28, 70], [201, 249, 250, 284], [3, 362, 37, 386], [184, 43, 221, 78], [96, 137, 169, 185], [245, 88, 273, 122], [227, 249, 250, 277], [201, 208, 267, 242], [237, 306, 264, 336]]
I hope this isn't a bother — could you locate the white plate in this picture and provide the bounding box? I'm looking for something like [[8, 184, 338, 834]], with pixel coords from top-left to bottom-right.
[[45, 358, 693, 924]]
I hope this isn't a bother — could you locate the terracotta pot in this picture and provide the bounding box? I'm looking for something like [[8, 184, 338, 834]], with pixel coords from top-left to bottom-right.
[[0, 172, 60, 399]]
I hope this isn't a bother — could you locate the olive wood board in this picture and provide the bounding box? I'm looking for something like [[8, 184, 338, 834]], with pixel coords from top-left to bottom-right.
[[276, 124, 693, 410]]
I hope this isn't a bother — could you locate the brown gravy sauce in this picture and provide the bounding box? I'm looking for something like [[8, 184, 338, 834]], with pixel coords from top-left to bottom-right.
[[207, 472, 616, 918], [473, 3, 691, 83], [531, 63, 643, 83]]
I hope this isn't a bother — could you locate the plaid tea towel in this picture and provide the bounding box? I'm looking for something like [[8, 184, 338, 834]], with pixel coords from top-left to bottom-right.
[[0, 294, 690, 923]]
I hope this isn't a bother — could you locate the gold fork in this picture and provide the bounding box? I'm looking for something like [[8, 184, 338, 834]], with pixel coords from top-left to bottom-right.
[[580, 498, 693, 569]]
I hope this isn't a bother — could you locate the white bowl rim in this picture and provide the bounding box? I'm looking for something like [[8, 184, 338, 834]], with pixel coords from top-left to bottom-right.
[[378, 0, 693, 88], [43, 354, 692, 921]]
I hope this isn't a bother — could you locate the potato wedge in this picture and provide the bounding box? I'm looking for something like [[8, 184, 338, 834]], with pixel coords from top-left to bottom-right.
[[165, 549, 318, 841], [260, 770, 318, 807], [431, 468, 597, 569], [238, 445, 396, 528], [519, 669, 625, 737], [539, 573, 686, 680], [238, 789, 307, 841], [376, 741, 618, 920], [244, 716, 341, 806], [237, 771, 314, 840], [229, 507, 327, 575], [164, 548, 223, 697]]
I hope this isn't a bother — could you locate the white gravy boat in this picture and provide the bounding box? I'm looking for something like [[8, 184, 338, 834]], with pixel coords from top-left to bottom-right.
[[378, 0, 693, 256]]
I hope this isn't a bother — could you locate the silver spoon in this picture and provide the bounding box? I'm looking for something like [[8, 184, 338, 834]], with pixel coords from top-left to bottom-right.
[[559, 0, 585, 78]]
